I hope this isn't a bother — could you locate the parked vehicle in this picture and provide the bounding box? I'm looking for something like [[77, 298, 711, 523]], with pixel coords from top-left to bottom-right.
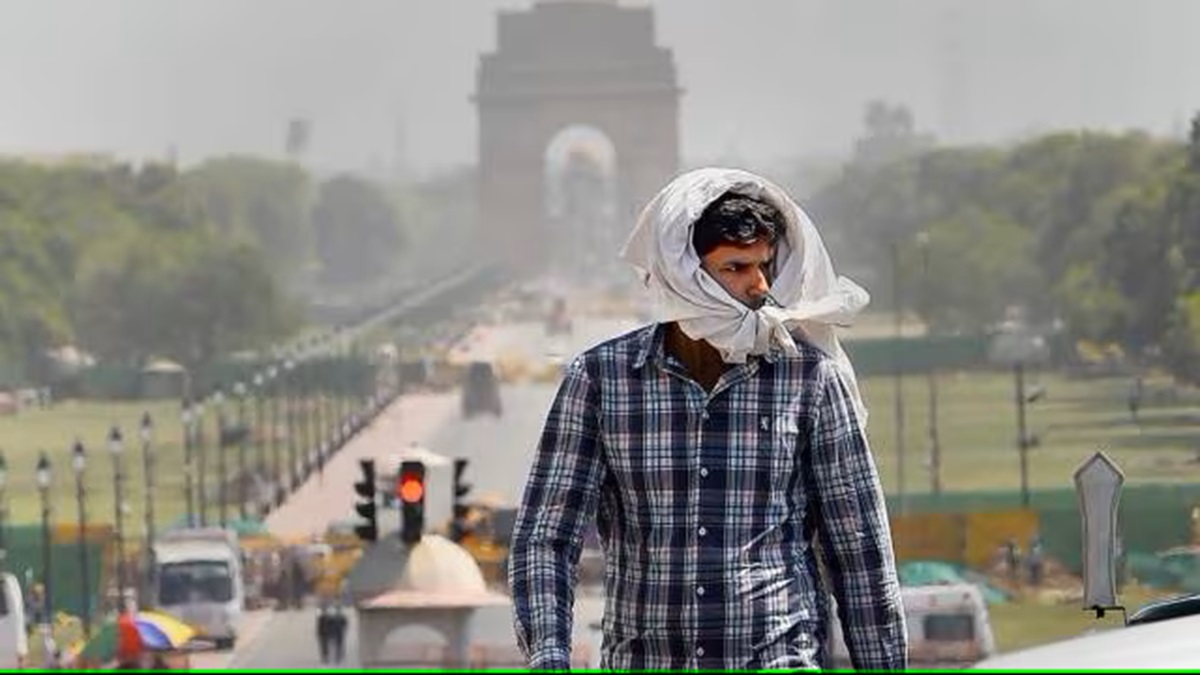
[[828, 583, 996, 668], [0, 572, 28, 669], [151, 528, 244, 650]]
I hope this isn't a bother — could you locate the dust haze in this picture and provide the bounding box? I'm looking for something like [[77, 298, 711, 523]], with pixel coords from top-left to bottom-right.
[[2, 0, 1197, 176]]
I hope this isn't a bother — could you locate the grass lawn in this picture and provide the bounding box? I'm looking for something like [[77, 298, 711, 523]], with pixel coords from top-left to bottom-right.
[[988, 583, 1176, 653], [858, 369, 1200, 497]]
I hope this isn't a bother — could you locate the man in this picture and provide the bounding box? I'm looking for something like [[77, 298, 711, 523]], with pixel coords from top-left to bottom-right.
[[508, 167, 907, 671]]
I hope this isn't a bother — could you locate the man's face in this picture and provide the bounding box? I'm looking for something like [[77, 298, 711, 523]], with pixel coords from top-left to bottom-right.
[[700, 239, 776, 309]]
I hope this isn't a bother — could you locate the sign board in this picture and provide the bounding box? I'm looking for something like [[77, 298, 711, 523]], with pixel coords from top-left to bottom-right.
[[1074, 450, 1124, 611]]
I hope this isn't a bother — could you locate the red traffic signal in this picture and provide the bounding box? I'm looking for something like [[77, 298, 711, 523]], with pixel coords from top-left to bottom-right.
[[398, 461, 425, 545]]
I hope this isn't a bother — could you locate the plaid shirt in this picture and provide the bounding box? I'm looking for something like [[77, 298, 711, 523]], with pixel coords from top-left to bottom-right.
[[509, 323, 907, 671]]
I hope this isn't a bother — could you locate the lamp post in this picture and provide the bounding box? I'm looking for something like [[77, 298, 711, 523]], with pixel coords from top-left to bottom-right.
[[0, 451, 7, 572], [213, 389, 227, 527], [72, 441, 91, 637], [284, 359, 297, 492], [267, 365, 282, 506], [253, 373, 265, 483], [181, 400, 195, 527], [233, 382, 248, 520], [890, 239, 908, 515], [108, 425, 127, 602], [140, 413, 155, 591], [1015, 363, 1046, 507], [916, 231, 942, 496], [36, 452, 52, 630]]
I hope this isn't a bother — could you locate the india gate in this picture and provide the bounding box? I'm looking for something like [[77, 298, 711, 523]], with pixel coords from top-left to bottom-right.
[[473, 0, 681, 276]]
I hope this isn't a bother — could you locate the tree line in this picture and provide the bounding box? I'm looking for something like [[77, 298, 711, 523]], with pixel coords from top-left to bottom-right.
[[0, 155, 413, 383], [807, 105, 1200, 383]]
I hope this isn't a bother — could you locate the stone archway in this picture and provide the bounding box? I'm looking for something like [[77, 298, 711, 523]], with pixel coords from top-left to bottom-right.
[[543, 124, 620, 281], [473, 0, 681, 273]]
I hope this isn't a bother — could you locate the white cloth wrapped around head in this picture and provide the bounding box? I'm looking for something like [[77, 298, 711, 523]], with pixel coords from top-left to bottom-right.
[[619, 166, 871, 423]]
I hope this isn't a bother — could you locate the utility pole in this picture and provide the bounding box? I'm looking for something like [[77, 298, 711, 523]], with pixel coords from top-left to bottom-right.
[[891, 240, 907, 514]]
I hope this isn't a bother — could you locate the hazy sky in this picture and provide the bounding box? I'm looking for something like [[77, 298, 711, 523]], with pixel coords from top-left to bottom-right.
[[1, 0, 1198, 176]]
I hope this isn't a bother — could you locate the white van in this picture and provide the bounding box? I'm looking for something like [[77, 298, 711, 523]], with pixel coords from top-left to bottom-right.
[[0, 572, 29, 669], [152, 528, 244, 649], [829, 584, 996, 668]]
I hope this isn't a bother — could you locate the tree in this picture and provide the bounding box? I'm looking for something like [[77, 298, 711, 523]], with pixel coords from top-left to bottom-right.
[[0, 209, 72, 366], [182, 156, 315, 287], [311, 174, 406, 289], [72, 229, 300, 371]]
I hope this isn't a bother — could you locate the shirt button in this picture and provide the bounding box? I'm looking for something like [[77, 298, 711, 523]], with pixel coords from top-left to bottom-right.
[[699, 467, 709, 478], [696, 586, 706, 596], [698, 526, 707, 537], [696, 646, 706, 657]]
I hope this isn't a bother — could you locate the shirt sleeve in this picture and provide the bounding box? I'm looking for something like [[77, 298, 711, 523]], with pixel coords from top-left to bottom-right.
[[806, 360, 908, 671], [508, 356, 607, 671]]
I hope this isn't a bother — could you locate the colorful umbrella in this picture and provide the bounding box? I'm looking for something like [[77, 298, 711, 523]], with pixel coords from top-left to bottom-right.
[[77, 610, 198, 663]]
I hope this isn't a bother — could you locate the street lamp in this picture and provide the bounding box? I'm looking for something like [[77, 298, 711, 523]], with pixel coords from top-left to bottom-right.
[[284, 359, 297, 493], [890, 239, 908, 515], [916, 231, 942, 497], [195, 400, 207, 526], [181, 400, 195, 527], [233, 382, 248, 520], [266, 366, 282, 507], [140, 412, 155, 589], [72, 441, 91, 637], [108, 425, 127, 602], [0, 451, 7, 571], [213, 389, 227, 527], [35, 452, 52, 631], [252, 373, 266, 485], [1016, 364, 1046, 507]]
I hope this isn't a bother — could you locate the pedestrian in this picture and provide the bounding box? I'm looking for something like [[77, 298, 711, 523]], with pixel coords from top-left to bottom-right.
[[508, 167, 908, 671], [315, 604, 332, 664], [1026, 535, 1045, 587], [330, 603, 348, 664]]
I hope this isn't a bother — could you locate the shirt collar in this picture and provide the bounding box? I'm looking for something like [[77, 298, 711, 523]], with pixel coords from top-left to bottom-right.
[[632, 323, 667, 370], [632, 322, 780, 371]]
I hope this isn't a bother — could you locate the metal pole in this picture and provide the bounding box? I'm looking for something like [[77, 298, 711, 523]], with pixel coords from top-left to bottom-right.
[[182, 401, 195, 527], [140, 413, 155, 598], [196, 402, 207, 527], [36, 453, 52, 632], [920, 236, 941, 497], [72, 442, 90, 637], [236, 384, 248, 520], [269, 367, 282, 506], [286, 361, 298, 491], [1016, 362, 1030, 507], [891, 240, 907, 514], [215, 392, 228, 528], [0, 451, 7, 574], [108, 427, 127, 604]]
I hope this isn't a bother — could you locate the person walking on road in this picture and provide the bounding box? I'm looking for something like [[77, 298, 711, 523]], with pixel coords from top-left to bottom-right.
[[316, 604, 333, 664], [508, 167, 908, 671]]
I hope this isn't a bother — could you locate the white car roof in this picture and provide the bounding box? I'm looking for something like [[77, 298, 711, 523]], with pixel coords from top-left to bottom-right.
[[972, 613, 1200, 669]]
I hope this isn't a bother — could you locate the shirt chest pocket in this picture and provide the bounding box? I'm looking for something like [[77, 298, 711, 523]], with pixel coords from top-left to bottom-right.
[[750, 413, 800, 479]]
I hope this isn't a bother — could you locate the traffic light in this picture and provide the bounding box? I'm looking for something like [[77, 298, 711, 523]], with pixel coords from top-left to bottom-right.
[[397, 461, 426, 545], [450, 459, 472, 542], [353, 459, 378, 542]]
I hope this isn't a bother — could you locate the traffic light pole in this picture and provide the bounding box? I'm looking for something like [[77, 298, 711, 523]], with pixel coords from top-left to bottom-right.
[[353, 459, 378, 542]]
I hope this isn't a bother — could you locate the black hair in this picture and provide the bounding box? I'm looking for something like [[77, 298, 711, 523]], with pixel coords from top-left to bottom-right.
[[691, 192, 783, 258]]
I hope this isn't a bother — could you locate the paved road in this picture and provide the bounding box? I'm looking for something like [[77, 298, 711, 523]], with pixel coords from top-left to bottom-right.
[[227, 597, 607, 669], [221, 317, 637, 668], [265, 392, 457, 539]]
